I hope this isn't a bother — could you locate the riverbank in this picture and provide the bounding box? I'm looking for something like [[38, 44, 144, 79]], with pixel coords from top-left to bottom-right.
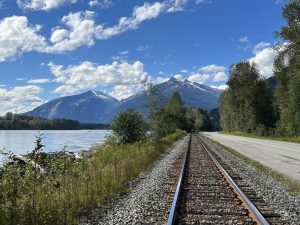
[[220, 131, 300, 144], [0, 130, 186, 225]]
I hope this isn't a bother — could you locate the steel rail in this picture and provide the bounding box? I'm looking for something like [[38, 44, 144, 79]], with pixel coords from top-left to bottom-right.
[[166, 134, 191, 225], [196, 135, 270, 225]]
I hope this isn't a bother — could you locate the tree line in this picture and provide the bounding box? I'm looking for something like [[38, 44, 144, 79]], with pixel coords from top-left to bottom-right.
[[111, 88, 214, 144], [0, 113, 109, 130], [219, 0, 300, 137]]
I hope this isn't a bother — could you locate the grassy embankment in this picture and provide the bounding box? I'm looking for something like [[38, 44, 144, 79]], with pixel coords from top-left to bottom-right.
[[205, 136, 300, 195], [220, 131, 300, 144], [0, 130, 186, 225]]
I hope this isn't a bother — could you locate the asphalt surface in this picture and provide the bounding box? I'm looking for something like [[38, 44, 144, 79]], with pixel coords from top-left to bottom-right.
[[201, 132, 300, 182]]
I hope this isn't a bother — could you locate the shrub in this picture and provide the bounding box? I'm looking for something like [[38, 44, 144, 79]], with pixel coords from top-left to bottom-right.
[[110, 109, 148, 144]]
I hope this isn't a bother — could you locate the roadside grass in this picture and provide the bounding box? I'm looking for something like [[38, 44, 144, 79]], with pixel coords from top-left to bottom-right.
[[0, 130, 186, 225], [219, 131, 300, 144], [205, 137, 300, 196]]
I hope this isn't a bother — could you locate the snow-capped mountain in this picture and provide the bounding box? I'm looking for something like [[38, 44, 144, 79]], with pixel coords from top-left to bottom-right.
[[26, 78, 222, 123], [26, 91, 119, 123]]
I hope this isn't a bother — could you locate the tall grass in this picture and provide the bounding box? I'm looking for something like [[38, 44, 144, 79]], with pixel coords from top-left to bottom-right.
[[0, 130, 186, 225]]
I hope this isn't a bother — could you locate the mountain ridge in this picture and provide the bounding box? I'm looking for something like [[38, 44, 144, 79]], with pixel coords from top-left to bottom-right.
[[26, 78, 222, 123]]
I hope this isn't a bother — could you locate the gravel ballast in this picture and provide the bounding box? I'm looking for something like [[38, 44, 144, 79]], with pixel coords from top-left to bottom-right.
[[200, 135, 300, 225], [80, 136, 189, 225]]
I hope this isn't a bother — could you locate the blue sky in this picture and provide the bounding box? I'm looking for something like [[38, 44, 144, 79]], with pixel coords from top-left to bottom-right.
[[0, 0, 288, 114]]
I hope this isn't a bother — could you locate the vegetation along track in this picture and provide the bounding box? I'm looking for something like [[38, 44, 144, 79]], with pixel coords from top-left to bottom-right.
[[167, 134, 286, 225]]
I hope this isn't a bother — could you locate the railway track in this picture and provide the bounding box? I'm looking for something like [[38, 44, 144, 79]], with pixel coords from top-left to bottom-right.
[[167, 134, 286, 225]]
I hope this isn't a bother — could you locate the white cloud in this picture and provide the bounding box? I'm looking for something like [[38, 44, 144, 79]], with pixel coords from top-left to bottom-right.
[[0, 16, 47, 62], [213, 71, 227, 82], [187, 73, 210, 84], [48, 11, 97, 53], [94, 0, 206, 39], [119, 50, 129, 55], [239, 36, 249, 43], [151, 76, 169, 84], [210, 84, 228, 90], [89, 0, 113, 8], [0, 85, 44, 115], [199, 64, 226, 73], [27, 78, 52, 84], [249, 42, 276, 78], [109, 84, 141, 100], [48, 61, 149, 96], [0, 0, 207, 62], [17, 0, 77, 11], [174, 74, 183, 80], [17, 78, 27, 81], [253, 42, 271, 54], [95, 2, 165, 40]]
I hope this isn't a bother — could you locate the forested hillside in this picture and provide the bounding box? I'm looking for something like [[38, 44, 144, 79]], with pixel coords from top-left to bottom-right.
[[0, 113, 108, 130]]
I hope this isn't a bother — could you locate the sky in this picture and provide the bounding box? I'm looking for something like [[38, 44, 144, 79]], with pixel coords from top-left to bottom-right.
[[0, 0, 289, 115]]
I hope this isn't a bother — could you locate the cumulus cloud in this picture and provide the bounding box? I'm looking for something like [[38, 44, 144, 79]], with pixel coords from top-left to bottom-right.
[[0, 16, 47, 62], [199, 64, 226, 73], [187, 73, 210, 84], [109, 84, 141, 100], [48, 61, 149, 96], [95, 2, 165, 39], [195, 64, 228, 83], [17, 0, 77, 11], [48, 11, 97, 53], [213, 71, 227, 82], [0, 85, 44, 115], [0, 0, 207, 62], [249, 42, 276, 78]]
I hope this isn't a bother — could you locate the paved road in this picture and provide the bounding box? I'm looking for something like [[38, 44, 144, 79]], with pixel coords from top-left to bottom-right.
[[202, 132, 300, 182]]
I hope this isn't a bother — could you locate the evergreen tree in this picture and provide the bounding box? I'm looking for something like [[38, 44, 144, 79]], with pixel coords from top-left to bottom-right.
[[219, 61, 276, 135], [274, 0, 300, 136]]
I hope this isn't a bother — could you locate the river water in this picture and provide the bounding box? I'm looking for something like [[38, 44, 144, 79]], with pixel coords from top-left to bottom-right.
[[0, 130, 110, 158]]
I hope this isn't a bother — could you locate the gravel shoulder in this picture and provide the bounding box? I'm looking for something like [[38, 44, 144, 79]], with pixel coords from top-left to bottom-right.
[[80, 136, 189, 225], [202, 132, 300, 181], [200, 135, 300, 225]]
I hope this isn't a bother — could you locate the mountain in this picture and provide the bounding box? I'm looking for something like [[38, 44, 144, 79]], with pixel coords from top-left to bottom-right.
[[117, 77, 221, 116], [27, 91, 119, 123], [27, 78, 222, 123]]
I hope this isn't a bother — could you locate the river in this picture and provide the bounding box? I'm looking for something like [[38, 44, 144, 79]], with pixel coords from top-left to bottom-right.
[[0, 130, 110, 159]]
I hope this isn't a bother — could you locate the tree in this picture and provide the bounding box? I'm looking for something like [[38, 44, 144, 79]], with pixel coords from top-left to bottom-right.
[[150, 91, 187, 138], [110, 109, 147, 144], [5, 112, 13, 121], [274, 0, 300, 136], [164, 92, 187, 130], [219, 61, 276, 135], [185, 108, 213, 131]]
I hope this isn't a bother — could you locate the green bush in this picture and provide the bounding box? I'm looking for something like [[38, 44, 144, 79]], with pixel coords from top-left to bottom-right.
[[110, 109, 148, 144]]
